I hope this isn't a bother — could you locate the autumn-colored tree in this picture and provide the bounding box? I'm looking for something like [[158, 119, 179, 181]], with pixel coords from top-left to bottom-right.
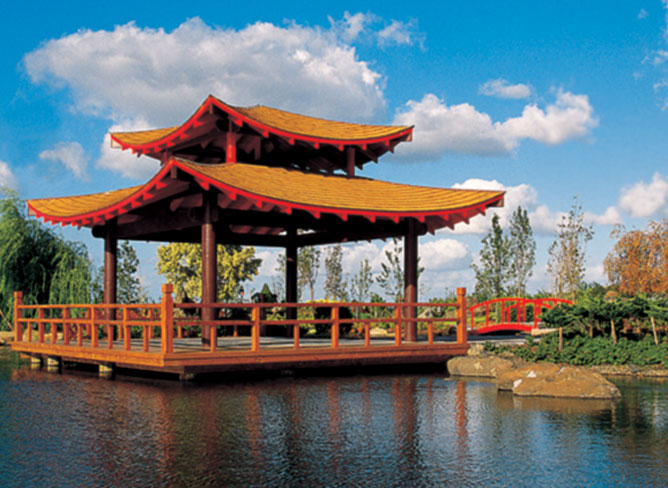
[[604, 221, 668, 295]]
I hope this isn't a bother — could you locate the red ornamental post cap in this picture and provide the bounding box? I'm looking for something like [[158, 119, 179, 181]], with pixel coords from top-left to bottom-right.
[[162, 284, 174, 294]]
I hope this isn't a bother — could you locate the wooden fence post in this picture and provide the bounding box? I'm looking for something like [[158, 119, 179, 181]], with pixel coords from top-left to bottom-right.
[[394, 305, 402, 346], [457, 287, 468, 345], [331, 306, 340, 349], [13, 291, 22, 342], [63, 308, 71, 345], [161, 284, 174, 354], [251, 307, 260, 352]]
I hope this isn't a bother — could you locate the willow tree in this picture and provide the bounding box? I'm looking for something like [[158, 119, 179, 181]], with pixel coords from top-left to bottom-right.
[[0, 190, 92, 328], [156, 242, 261, 302]]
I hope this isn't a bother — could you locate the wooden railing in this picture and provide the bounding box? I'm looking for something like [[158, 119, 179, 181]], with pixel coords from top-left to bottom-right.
[[469, 297, 572, 334], [12, 285, 468, 355]]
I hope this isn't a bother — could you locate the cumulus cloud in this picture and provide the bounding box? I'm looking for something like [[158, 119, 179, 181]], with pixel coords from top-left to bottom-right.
[[0, 161, 17, 190], [97, 120, 161, 180], [619, 172, 668, 217], [377, 19, 423, 47], [479, 78, 532, 99], [419, 239, 470, 270], [328, 12, 423, 47], [39, 141, 90, 181], [392, 89, 597, 161], [23, 17, 386, 126], [256, 249, 282, 278], [584, 206, 623, 226], [639, 8, 649, 20]]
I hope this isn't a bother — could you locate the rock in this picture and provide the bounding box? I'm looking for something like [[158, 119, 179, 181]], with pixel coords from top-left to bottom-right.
[[447, 354, 516, 378], [497, 362, 621, 399], [467, 343, 485, 356]]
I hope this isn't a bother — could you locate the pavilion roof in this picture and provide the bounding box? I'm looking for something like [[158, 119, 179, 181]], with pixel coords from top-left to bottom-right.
[[28, 158, 504, 238], [109, 95, 413, 172]]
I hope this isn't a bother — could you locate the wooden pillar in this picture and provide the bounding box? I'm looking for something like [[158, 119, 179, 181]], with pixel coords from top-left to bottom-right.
[[404, 219, 418, 342], [104, 225, 117, 340], [201, 193, 217, 347], [285, 228, 298, 337], [346, 146, 355, 177], [226, 120, 237, 163]]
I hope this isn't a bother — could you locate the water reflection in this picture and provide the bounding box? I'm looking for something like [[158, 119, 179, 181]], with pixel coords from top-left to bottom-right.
[[2, 349, 668, 487]]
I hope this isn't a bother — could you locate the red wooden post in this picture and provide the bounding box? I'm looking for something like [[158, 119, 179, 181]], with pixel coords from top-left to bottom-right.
[[331, 306, 340, 349], [457, 287, 467, 345], [77, 316, 83, 346], [364, 323, 370, 347], [91, 306, 98, 348], [143, 326, 149, 352], [161, 284, 174, 354], [394, 305, 402, 346], [13, 291, 22, 342], [201, 192, 217, 348], [52, 309, 58, 344], [63, 308, 71, 345], [285, 230, 297, 336], [404, 219, 418, 342], [251, 307, 260, 352], [123, 308, 131, 351], [428, 320, 434, 346], [104, 226, 117, 341], [38, 308, 45, 343]]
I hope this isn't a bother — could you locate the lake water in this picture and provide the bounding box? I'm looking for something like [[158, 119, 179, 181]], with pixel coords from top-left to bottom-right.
[[1, 349, 667, 487]]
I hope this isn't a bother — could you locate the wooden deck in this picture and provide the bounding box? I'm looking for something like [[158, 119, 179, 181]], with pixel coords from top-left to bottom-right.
[[10, 286, 469, 379]]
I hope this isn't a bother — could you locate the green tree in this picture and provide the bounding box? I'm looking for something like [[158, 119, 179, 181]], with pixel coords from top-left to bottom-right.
[[508, 206, 536, 297], [472, 214, 512, 300], [350, 258, 373, 302], [376, 239, 424, 302], [156, 243, 261, 302], [0, 190, 92, 328], [298, 246, 320, 302], [324, 244, 348, 301], [548, 198, 594, 301]]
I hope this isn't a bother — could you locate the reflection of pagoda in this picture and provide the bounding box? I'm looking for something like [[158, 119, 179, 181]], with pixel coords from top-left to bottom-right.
[[27, 95, 504, 342]]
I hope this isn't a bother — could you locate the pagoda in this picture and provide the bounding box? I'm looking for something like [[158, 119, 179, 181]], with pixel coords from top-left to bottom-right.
[[27, 95, 504, 343]]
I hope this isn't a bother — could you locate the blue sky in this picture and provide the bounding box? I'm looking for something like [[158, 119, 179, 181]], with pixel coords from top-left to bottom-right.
[[2, 1, 668, 299]]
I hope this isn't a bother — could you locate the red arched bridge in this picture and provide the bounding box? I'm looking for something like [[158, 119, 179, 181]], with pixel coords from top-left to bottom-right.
[[469, 297, 573, 335]]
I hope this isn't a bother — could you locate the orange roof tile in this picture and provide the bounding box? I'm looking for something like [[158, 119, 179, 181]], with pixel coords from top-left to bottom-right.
[[27, 159, 504, 231], [110, 95, 412, 151]]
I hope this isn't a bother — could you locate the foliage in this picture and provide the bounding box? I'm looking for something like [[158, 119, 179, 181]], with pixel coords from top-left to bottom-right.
[[350, 258, 373, 303], [298, 246, 321, 302], [376, 239, 405, 301], [0, 190, 92, 328], [508, 206, 536, 297], [489, 333, 668, 368], [547, 197, 594, 300], [604, 220, 668, 296], [92, 240, 148, 304], [472, 214, 511, 300], [324, 244, 348, 301], [156, 242, 261, 302]]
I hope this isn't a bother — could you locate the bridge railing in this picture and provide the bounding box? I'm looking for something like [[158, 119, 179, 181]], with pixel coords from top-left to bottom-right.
[[12, 285, 469, 354], [469, 297, 573, 334]]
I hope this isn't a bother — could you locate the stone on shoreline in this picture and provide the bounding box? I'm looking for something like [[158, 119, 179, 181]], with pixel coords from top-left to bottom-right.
[[447, 354, 516, 378], [497, 363, 621, 400]]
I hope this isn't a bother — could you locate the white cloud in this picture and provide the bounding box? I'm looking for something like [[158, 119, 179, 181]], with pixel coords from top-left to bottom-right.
[[97, 120, 161, 180], [342, 241, 380, 273], [639, 8, 649, 20], [584, 206, 622, 226], [256, 249, 282, 277], [377, 19, 422, 47], [0, 161, 17, 190], [328, 12, 375, 43], [619, 172, 668, 217], [392, 89, 597, 161], [449, 178, 540, 234], [479, 78, 532, 99], [39, 141, 90, 181], [24, 17, 386, 127], [419, 239, 470, 270]]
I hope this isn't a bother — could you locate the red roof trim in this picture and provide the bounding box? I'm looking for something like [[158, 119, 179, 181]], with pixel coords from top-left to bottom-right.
[[28, 159, 504, 230], [110, 95, 414, 156]]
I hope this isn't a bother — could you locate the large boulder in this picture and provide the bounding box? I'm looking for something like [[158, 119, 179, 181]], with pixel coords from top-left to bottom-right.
[[447, 354, 516, 378], [497, 362, 621, 399]]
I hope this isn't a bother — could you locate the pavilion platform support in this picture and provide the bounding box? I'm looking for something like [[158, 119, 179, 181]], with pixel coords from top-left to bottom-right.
[[104, 224, 117, 339], [201, 193, 217, 347], [285, 229, 298, 338], [404, 219, 418, 342]]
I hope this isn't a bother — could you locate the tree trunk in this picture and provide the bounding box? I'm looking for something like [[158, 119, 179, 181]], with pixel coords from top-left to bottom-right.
[[611, 319, 617, 345], [651, 316, 659, 346]]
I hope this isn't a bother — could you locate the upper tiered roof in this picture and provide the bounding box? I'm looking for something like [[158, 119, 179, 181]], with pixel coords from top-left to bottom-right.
[[110, 95, 413, 174]]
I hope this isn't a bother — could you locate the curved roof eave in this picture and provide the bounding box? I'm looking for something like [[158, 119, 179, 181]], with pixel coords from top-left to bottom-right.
[[109, 95, 414, 157], [27, 159, 504, 232]]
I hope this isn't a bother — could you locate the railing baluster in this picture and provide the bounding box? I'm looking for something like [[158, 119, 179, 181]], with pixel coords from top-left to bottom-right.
[[13, 291, 23, 342], [63, 308, 71, 345], [394, 305, 402, 347], [91, 306, 98, 348], [251, 307, 260, 352], [38, 309, 45, 343], [123, 308, 131, 351], [331, 306, 340, 349]]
